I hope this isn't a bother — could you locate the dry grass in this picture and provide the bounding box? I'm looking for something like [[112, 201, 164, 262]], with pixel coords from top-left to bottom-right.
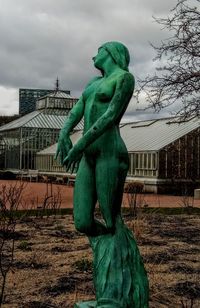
[[1, 213, 200, 308]]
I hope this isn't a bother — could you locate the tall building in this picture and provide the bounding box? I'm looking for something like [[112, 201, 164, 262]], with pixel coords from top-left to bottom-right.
[[19, 88, 71, 115]]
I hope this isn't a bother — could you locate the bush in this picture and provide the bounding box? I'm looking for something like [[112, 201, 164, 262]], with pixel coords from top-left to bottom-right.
[[124, 182, 144, 195], [124, 181, 144, 218]]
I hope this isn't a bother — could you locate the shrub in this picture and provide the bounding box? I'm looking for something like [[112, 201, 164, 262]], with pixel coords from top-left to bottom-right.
[[124, 181, 144, 218]]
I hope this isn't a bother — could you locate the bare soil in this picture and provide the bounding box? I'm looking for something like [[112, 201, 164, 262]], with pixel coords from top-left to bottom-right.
[[1, 180, 200, 208], [1, 212, 200, 308]]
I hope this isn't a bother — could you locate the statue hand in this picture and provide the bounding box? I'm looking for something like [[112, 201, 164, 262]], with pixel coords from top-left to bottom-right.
[[63, 145, 83, 173], [55, 134, 73, 165]]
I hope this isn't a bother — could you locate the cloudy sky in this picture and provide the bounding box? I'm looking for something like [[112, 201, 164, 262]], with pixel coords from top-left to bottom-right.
[[0, 0, 179, 120]]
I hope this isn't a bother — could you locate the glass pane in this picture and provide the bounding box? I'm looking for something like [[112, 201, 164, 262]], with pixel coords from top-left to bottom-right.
[[128, 154, 131, 174], [135, 153, 139, 168], [144, 153, 147, 169], [152, 153, 156, 169], [139, 153, 142, 168], [148, 153, 151, 169]]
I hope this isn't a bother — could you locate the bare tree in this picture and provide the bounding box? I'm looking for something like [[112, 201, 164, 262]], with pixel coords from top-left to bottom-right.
[[137, 0, 200, 120], [0, 182, 25, 306]]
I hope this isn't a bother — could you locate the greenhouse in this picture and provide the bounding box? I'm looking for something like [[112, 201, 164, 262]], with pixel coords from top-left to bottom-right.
[[0, 90, 81, 170], [36, 117, 200, 193]]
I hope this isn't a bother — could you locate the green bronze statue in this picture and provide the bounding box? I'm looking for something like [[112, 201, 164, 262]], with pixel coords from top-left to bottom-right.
[[56, 41, 149, 308]]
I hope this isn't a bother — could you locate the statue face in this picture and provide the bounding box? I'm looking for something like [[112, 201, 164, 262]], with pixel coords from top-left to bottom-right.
[[93, 47, 109, 70]]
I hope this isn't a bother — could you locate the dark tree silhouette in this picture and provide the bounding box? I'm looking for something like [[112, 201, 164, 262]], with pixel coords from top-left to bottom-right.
[[137, 0, 200, 120]]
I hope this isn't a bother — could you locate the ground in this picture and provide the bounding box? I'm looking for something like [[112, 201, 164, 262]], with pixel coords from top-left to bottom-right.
[[0, 180, 200, 208], [0, 180, 200, 307], [1, 212, 200, 308]]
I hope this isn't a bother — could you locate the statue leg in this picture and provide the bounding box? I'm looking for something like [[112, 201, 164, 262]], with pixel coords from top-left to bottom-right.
[[74, 155, 149, 307], [95, 155, 128, 230], [89, 155, 149, 307], [73, 156, 96, 234], [74, 155, 108, 236]]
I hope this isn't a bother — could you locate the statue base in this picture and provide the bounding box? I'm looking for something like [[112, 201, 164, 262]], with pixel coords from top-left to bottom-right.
[[89, 216, 149, 307], [75, 217, 149, 307]]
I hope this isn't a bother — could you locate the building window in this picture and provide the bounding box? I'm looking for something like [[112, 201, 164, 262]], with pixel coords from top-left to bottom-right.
[[128, 152, 158, 177]]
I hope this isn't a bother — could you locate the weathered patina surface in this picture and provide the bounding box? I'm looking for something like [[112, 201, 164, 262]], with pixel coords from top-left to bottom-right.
[[56, 41, 149, 307]]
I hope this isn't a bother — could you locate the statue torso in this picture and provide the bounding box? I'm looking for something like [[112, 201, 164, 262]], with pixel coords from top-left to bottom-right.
[[83, 75, 116, 128], [82, 73, 130, 157]]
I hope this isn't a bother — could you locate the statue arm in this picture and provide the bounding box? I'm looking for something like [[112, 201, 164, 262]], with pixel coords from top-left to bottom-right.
[[59, 75, 100, 137], [55, 76, 100, 165], [55, 96, 84, 163], [60, 95, 85, 135], [64, 73, 134, 170]]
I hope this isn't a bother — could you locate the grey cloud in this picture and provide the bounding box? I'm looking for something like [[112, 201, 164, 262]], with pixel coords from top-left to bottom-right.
[[0, 0, 179, 115]]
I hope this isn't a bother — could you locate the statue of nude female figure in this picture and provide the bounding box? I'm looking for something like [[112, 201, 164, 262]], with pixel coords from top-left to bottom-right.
[[56, 42, 149, 308], [56, 41, 134, 236]]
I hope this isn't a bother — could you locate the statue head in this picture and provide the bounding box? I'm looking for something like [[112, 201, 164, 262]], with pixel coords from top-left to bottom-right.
[[100, 41, 130, 71]]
